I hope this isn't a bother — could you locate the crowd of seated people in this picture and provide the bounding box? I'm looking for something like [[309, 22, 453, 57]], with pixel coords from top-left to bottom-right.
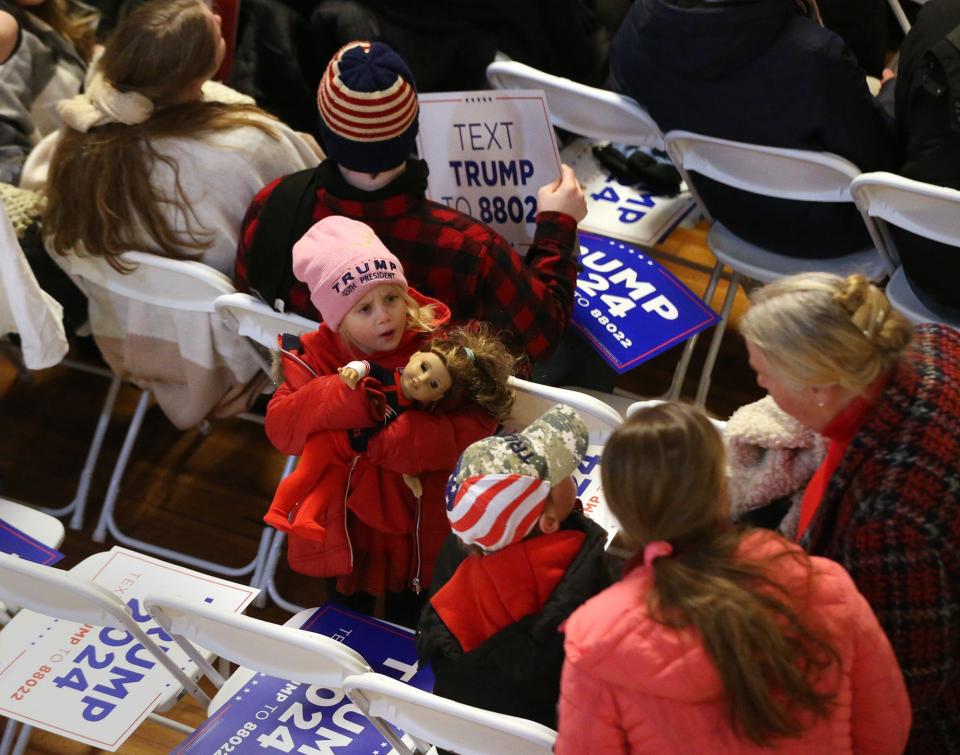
[[1, 0, 959, 752]]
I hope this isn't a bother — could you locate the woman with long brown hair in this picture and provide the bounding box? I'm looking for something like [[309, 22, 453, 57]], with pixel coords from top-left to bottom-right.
[[0, 0, 95, 183], [41, 0, 319, 274], [556, 402, 910, 754]]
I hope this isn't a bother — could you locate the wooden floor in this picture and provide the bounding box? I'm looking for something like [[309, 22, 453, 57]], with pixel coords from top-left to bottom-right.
[[0, 220, 763, 754]]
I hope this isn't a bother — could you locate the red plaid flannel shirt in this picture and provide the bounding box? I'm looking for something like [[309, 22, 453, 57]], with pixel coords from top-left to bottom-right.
[[234, 162, 578, 362]]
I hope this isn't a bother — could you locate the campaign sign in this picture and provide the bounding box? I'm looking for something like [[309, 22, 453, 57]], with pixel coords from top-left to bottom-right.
[[572, 231, 720, 374], [572, 445, 620, 549], [172, 604, 434, 755], [561, 138, 696, 247], [0, 547, 258, 751], [416, 90, 561, 253], [0, 518, 63, 565]]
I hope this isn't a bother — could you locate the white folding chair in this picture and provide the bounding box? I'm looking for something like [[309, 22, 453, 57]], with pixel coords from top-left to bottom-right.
[[0, 554, 203, 755], [215, 293, 319, 613], [851, 172, 960, 328], [0, 498, 65, 624], [56, 252, 272, 581], [343, 671, 557, 755], [142, 594, 407, 752], [626, 398, 728, 434], [505, 376, 622, 444], [664, 130, 892, 407], [486, 59, 664, 149]]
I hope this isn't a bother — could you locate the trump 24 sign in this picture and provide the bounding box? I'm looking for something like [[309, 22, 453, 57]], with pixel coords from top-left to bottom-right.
[[572, 232, 719, 374]]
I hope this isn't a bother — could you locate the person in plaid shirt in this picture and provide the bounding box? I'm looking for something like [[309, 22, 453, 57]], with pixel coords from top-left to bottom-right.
[[234, 40, 586, 366]]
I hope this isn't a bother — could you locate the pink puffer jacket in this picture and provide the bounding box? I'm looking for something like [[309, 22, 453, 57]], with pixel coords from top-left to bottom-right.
[[556, 533, 910, 754]]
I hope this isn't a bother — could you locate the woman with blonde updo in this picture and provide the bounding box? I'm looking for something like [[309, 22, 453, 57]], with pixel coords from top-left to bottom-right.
[[557, 402, 909, 754], [740, 272, 960, 752], [41, 0, 319, 274]]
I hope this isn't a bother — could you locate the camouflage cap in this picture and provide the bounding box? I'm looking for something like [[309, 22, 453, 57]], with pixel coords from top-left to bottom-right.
[[444, 404, 589, 550]]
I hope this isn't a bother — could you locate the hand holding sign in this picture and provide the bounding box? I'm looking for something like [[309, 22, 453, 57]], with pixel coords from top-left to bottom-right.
[[538, 164, 587, 222]]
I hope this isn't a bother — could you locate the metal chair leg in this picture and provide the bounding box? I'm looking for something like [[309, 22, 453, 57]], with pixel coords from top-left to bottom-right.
[[90, 388, 270, 579], [694, 271, 741, 408], [667, 261, 723, 400], [42, 374, 122, 529]]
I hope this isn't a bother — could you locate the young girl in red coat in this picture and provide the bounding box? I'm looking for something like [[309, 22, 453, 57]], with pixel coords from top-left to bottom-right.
[[264, 216, 514, 625], [556, 402, 911, 754]]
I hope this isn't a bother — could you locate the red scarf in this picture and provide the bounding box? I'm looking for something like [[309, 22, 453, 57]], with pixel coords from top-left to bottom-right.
[[797, 372, 892, 538]]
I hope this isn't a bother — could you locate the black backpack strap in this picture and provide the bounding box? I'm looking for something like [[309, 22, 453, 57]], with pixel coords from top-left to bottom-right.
[[246, 166, 323, 312]]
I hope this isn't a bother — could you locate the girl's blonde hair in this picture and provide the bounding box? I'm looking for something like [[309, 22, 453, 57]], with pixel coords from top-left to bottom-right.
[[44, 0, 279, 272], [601, 402, 840, 746], [739, 273, 913, 391], [29, 0, 96, 62], [425, 322, 518, 419]]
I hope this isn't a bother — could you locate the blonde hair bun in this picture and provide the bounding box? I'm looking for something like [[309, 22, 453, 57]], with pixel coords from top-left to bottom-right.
[[834, 274, 912, 353]]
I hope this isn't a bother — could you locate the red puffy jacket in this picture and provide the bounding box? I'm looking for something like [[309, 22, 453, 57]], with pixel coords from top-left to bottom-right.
[[265, 290, 498, 596]]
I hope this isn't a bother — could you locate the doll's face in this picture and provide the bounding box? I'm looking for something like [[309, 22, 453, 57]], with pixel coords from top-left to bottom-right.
[[401, 351, 451, 402]]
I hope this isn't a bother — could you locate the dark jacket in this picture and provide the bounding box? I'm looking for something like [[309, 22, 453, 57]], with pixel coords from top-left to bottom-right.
[[611, 0, 897, 257], [892, 0, 960, 316], [416, 510, 610, 728], [802, 324, 960, 752]]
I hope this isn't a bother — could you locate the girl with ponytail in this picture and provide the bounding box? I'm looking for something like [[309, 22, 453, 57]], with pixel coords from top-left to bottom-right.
[[556, 401, 910, 754]]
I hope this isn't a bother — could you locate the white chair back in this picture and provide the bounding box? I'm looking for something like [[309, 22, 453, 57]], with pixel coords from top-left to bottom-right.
[[626, 399, 727, 434], [0, 555, 203, 701], [0, 202, 68, 369], [215, 293, 317, 348], [665, 130, 863, 209], [343, 671, 557, 755], [505, 377, 622, 444], [143, 594, 371, 691], [486, 60, 664, 149], [851, 171, 960, 256], [215, 292, 318, 377]]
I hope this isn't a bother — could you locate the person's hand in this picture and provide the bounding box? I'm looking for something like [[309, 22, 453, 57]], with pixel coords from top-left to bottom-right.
[[402, 473, 423, 498], [882, 68, 896, 83], [537, 164, 587, 222], [338, 367, 360, 390]]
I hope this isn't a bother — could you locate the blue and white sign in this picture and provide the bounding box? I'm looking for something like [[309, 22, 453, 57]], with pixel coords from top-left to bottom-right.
[[416, 90, 561, 253], [0, 518, 63, 565], [172, 604, 434, 755], [561, 138, 696, 247], [0, 548, 257, 752], [573, 231, 720, 374]]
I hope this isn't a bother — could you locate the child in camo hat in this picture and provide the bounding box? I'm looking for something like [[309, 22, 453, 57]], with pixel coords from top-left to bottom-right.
[[416, 404, 611, 729]]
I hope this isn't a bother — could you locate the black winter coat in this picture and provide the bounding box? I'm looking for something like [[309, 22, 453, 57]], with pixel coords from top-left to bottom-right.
[[611, 0, 897, 257], [415, 511, 611, 729], [892, 0, 960, 316]]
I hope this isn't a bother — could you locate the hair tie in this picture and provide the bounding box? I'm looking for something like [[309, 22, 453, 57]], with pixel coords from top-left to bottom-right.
[[643, 540, 673, 567], [463, 346, 475, 364], [58, 69, 154, 133]]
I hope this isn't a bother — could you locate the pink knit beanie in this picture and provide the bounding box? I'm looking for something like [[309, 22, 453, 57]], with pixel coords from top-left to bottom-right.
[[292, 216, 408, 331]]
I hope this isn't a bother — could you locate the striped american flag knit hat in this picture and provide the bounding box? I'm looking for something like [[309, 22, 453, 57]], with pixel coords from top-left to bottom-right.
[[317, 41, 419, 173], [445, 405, 589, 552]]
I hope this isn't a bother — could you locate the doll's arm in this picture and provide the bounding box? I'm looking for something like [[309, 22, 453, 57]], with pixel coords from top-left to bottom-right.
[[338, 360, 370, 390]]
